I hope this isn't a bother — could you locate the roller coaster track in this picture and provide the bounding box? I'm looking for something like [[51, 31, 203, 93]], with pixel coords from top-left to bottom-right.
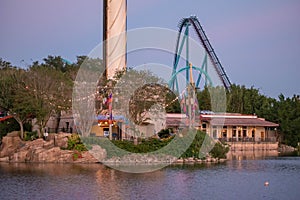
[[173, 16, 231, 90]]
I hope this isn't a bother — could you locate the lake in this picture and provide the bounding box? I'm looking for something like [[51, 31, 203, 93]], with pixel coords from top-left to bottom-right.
[[0, 155, 299, 200]]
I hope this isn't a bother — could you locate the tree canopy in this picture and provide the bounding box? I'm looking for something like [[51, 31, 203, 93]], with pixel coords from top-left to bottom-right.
[[0, 56, 80, 138], [197, 84, 300, 147]]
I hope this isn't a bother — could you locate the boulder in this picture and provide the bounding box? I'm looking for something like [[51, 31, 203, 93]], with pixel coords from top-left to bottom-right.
[[0, 132, 24, 158], [0, 156, 9, 162], [89, 145, 107, 162], [175, 158, 184, 163], [10, 150, 28, 162], [53, 133, 70, 149], [75, 151, 101, 163], [206, 157, 212, 162]]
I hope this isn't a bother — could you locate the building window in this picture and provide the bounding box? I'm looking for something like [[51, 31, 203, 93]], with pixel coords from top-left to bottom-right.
[[252, 129, 255, 138], [103, 128, 109, 137], [212, 126, 217, 139], [238, 127, 241, 138], [222, 126, 227, 138], [242, 126, 247, 137], [202, 123, 207, 133], [232, 126, 237, 137]]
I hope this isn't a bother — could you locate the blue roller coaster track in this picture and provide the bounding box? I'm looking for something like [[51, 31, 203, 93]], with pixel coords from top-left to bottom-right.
[[170, 16, 231, 92]]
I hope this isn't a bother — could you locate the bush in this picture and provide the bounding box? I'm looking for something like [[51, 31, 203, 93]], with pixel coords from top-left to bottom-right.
[[81, 131, 229, 159], [24, 131, 38, 141], [180, 131, 229, 159], [158, 129, 171, 139], [111, 137, 173, 154], [0, 118, 32, 141], [0, 118, 20, 140], [180, 131, 206, 159], [67, 134, 87, 151], [210, 142, 229, 159]]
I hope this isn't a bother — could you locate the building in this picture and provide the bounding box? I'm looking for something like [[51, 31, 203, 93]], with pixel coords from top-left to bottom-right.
[[199, 113, 279, 142], [90, 115, 125, 140], [46, 111, 279, 147], [166, 112, 279, 151]]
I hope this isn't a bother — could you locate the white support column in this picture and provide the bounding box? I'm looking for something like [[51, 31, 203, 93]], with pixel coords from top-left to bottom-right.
[[103, 0, 127, 80]]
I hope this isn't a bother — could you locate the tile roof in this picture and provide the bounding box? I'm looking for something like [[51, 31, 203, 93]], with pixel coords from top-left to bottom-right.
[[165, 113, 279, 127], [202, 117, 279, 127]]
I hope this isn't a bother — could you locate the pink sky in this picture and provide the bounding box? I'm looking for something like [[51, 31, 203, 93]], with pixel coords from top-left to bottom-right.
[[0, 0, 299, 98]]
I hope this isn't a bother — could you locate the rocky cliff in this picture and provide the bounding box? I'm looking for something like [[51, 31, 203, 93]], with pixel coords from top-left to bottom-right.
[[0, 132, 103, 163]]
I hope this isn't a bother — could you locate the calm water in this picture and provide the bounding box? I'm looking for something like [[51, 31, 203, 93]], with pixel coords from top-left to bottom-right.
[[0, 156, 299, 200]]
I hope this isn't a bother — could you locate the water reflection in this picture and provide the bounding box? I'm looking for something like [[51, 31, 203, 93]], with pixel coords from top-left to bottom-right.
[[0, 156, 300, 200], [227, 150, 279, 160]]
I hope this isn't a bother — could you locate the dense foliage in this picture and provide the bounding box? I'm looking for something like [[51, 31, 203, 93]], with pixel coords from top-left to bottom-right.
[[196, 85, 300, 147], [0, 56, 79, 138], [82, 131, 228, 159], [66, 133, 87, 152]]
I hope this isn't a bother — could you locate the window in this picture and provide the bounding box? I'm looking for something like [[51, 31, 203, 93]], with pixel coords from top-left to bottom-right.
[[242, 126, 247, 137], [222, 126, 227, 138], [232, 126, 237, 137], [238, 129, 241, 138], [103, 128, 109, 137], [212, 126, 217, 139], [213, 129, 217, 139], [252, 129, 255, 138], [202, 123, 207, 133]]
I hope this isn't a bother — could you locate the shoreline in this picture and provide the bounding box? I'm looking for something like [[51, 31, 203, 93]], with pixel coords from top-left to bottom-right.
[[1, 132, 298, 164]]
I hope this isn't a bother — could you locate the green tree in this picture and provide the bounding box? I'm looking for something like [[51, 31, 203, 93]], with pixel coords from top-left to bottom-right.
[[0, 67, 36, 139], [196, 86, 211, 111], [25, 64, 73, 136]]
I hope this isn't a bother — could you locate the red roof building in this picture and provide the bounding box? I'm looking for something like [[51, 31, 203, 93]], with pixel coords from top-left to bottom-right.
[[166, 113, 279, 143]]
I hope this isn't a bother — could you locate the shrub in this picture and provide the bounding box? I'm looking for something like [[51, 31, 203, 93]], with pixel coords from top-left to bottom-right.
[[158, 129, 170, 139], [24, 131, 38, 141], [67, 134, 87, 151], [180, 131, 229, 159], [210, 142, 229, 159], [81, 131, 229, 159], [0, 118, 20, 140]]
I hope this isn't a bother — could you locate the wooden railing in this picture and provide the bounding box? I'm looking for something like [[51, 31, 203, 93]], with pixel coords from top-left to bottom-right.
[[218, 137, 277, 143]]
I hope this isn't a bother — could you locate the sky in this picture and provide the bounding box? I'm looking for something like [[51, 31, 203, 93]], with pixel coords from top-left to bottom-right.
[[0, 0, 300, 98]]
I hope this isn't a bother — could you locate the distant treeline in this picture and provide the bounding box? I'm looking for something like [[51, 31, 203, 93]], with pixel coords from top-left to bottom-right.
[[197, 85, 300, 147]]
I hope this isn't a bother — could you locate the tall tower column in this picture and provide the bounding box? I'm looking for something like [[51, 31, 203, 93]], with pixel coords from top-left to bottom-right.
[[103, 0, 127, 79]]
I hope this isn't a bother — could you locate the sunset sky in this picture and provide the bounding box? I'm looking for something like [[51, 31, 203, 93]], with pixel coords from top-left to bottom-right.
[[1, 0, 299, 98]]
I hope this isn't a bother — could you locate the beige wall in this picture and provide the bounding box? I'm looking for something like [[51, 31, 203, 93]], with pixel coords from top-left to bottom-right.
[[229, 142, 278, 151], [138, 124, 155, 138], [200, 123, 267, 142]]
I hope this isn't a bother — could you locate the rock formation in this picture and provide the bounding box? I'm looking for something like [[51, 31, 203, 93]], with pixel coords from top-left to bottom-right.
[[0, 132, 104, 163]]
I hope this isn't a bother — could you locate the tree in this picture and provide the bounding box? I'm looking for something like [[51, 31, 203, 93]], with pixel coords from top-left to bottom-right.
[[0, 57, 75, 139], [25, 65, 73, 136], [0, 67, 35, 139], [110, 69, 165, 125], [196, 86, 211, 111]]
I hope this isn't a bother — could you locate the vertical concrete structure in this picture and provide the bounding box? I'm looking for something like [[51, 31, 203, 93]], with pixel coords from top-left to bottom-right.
[[103, 0, 127, 79]]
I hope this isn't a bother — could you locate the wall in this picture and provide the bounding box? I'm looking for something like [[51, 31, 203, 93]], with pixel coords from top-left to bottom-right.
[[200, 123, 268, 142], [229, 142, 278, 151]]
